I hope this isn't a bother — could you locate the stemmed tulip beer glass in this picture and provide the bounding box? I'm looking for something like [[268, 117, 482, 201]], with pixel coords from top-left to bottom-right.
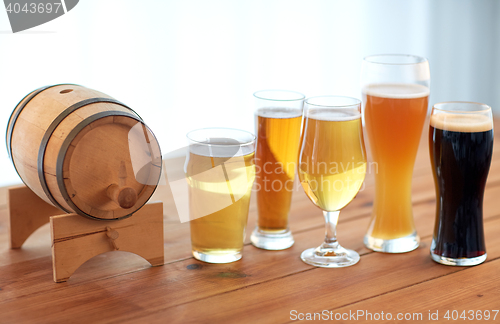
[[298, 96, 367, 268]]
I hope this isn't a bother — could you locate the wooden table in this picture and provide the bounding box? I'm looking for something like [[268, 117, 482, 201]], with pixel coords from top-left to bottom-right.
[[1, 119, 499, 323]]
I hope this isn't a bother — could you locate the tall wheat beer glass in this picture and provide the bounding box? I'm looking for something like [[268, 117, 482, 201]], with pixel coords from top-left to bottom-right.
[[186, 128, 256, 263], [429, 102, 493, 266], [362, 54, 430, 252], [298, 96, 366, 267], [250, 90, 305, 250]]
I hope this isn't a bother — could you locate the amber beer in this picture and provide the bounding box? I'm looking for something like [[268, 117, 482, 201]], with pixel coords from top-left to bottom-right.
[[187, 135, 255, 263], [251, 90, 304, 250], [363, 84, 429, 245], [255, 108, 302, 230], [429, 106, 493, 266], [298, 110, 366, 211]]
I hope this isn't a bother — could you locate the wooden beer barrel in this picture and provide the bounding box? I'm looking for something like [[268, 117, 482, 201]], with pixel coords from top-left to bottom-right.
[[6, 84, 162, 220]]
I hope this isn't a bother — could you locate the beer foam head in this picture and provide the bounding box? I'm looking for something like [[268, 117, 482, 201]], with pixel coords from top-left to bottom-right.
[[256, 107, 302, 118], [430, 113, 492, 132], [190, 142, 255, 157], [307, 109, 361, 121], [363, 83, 430, 99], [187, 128, 255, 157]]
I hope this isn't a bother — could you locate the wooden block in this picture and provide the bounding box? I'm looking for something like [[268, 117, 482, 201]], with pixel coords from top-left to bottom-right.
[[8, 185, 62, 249], [50, 202, 164, 283]]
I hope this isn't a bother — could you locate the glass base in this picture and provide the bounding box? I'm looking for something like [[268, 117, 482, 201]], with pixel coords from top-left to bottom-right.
[[192, 250, 242, 264], [430, 251, 486, 266], [300, 245, 360, 268], [364, 231, 420, 253], [250, 227, 294, 250]]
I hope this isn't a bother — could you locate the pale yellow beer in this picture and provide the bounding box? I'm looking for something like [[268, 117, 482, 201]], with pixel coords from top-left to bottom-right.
[[297, 96, 366, 268], [298, 110, 366, 212], [187, 137, 255, 263], [255, 107, 302, 231]]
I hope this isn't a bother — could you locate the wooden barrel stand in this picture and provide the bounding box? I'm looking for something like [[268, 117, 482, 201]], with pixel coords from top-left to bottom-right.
[[8, 185, 164, 283]]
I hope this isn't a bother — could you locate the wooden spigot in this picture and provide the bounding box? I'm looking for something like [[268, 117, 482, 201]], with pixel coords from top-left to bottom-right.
[[107, 161, 138, 209]]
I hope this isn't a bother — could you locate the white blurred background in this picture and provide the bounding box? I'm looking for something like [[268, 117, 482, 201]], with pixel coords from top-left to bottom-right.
[[0, 0, 499, 186]]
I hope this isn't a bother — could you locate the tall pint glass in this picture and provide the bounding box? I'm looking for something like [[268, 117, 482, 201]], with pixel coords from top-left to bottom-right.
[[429, 102, 493, 266], [250, 90, 304, 250], [361, 54, 430, 253]]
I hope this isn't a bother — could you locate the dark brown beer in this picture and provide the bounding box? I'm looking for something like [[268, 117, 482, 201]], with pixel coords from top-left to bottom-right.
[[429, 113, 493, 260]]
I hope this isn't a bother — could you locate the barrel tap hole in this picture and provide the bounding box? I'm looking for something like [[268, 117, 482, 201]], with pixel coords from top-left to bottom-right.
[[60, 89, 73, 94]]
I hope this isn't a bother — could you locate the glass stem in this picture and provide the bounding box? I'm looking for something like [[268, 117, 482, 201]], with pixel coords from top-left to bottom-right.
[[322, 210, 340, 250]]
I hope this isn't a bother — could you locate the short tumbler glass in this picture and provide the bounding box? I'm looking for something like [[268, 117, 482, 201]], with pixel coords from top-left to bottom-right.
[[186, 128, 256, 263]]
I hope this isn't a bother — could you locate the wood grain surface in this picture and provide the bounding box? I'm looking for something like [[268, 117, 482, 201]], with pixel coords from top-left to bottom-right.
[[0, 119, 499, 323]]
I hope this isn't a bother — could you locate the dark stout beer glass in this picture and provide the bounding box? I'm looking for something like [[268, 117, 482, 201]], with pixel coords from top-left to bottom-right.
[[429, 102, 494, 266]]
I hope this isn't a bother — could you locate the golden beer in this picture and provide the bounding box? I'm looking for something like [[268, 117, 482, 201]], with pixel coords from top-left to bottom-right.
[[298, 110, 367, 211], [187, 144, 255, 262], [298, 96, 366, 268], [363, 83, 429, 240], [255, 107, 302, 231]]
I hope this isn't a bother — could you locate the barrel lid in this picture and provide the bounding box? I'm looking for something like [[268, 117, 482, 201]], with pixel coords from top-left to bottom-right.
[[57, 112, 162, 220]]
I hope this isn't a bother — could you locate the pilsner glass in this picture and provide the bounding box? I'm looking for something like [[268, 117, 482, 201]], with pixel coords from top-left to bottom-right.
[[361, 54, 430, 253], [250, 90, 305, 250], [298, 96, 367, 268], [429, 102, 493, 266], [186, 128, 256, 263]]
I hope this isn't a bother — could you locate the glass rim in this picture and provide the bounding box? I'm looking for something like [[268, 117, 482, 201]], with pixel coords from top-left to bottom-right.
[[363, 54, 428, 66], [253, 89, 305, 102], [305, 95, 361, 108], [433, 101, 492, 114], [186, 127, 256, 147]]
